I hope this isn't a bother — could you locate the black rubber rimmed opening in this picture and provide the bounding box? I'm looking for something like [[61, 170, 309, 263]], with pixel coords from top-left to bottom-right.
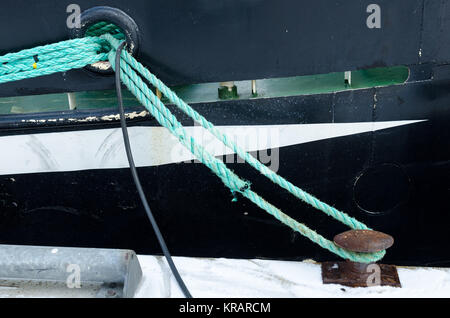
[[69, 6, 140, 74]]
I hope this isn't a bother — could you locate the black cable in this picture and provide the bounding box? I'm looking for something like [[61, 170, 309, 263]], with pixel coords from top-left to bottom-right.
[[114, 41, 192, 298]]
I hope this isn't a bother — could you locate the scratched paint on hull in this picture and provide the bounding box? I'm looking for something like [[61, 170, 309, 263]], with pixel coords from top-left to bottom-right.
[[0, 120, 425, 176]]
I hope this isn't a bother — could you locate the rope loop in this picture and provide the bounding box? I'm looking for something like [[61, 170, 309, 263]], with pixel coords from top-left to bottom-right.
[[0, 33, 386, 263]]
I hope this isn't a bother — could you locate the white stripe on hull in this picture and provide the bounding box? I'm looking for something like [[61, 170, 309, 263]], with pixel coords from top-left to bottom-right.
[[0, 120, 425, 176]]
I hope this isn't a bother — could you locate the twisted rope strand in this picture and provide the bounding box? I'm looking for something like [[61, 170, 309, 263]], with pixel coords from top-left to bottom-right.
[[0, 37, 106, 64], [0, 45, 105, 76], [0, 52, 108, 84]]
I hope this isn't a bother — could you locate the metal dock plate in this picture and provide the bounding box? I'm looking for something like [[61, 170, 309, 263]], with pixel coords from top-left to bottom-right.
[[321, 261, 401, 288], [0, 245, 142, 298]]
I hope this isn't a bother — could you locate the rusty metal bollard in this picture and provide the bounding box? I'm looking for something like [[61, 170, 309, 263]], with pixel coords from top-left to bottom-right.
[[321, 230, 401, 287]]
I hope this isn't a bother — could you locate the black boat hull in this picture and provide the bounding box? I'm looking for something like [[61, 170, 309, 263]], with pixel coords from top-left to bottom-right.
[[1, 67, 449, 267]]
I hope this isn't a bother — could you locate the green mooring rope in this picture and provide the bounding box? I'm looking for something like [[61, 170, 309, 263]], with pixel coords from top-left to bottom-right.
[[0, 33, 385, 263], [0, 37, 109, 84]]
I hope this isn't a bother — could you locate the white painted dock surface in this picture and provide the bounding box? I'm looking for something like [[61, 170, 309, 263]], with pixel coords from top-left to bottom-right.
[[135, 255, 450, 298]]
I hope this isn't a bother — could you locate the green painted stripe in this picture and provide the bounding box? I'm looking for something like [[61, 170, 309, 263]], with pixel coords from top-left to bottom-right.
[[0, 65, 408, 115]]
